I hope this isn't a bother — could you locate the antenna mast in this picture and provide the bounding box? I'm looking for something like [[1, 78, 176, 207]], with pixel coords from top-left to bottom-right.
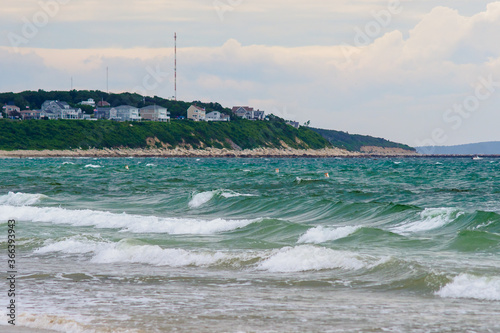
[[174, 32, 177, 101]]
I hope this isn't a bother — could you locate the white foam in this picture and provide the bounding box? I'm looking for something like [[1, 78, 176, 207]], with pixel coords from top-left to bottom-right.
[[258, 245, 369, 273], [220, 190, 256, 198], [84, 164, 102, 168], [436, 274, 500, 301], [189, 189, 255, 207], [146, 163, 156, 167], [35, 236, 111, 255], [62, 161, 75, 165], [189, 191, 216, 208], [391, 207, 460, 234], [0, 205, 258, 235], [298, 226, 360, 244], [91, 241, 231, 267], [17, 313, 138, 333], [0, 192, 46, 206]]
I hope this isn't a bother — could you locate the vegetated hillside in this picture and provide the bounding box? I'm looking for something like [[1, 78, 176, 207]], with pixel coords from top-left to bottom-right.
[[0, 90, 227, 118], [416, 141, 500, 155], [310, 127, 415, 152], [0, 118, 330, 151]]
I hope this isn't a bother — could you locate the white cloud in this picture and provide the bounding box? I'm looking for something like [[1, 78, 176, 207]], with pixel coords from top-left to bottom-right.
[[1, 2, 500, 145]]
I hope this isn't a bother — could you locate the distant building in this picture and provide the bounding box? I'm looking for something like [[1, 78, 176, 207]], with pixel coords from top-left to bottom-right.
[[231, 106, 265, 120], [4, 104, 21, 117], [20, 110, 42, 120], [111, 105, 141, 121], [286, 121, 300, 129], [94, 107, 111, 119], [79, 98, 96, 107], [187, 105, 206, 121], [97, 100, 111, 107], [205, 111, 230, 122], [41, 100, 82, 119], [140, 105, 170, 122]]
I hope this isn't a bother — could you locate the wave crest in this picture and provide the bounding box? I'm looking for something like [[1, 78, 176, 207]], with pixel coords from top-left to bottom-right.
[[258, 245, 372, 273], [298, 226, 360, 244], [0, 205, 259, 235], [0, 192, 46, 206], [436, 274, 500, 301]]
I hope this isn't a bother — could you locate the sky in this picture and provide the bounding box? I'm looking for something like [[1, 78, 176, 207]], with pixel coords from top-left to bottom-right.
[[1, 0, 500, 146]]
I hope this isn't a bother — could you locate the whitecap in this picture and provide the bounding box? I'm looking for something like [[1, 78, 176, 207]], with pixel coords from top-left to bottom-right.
[[189, 191, 216, 208], [0, 205, 259, 235], [298, 226, 360, 244], [0, 192, 46, 206], [436, 274, 500, 301], [391, 207, 461, 234], [84, 164, 101, 168], [91, 241, 231, 267], [257, 245, 369, 273], [220, 190, 256, 198], [35, 236, 111, 255]]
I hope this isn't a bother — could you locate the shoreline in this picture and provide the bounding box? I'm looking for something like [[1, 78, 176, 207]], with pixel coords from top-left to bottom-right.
[[0, 148, 498, 159], [0, 147, 421, 158]]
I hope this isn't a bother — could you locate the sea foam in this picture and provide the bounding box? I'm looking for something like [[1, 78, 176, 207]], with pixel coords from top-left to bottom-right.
[[35, 236, 111, 255], [16, 313, 139, 333], [436, 274, 500, 301], [298, 226, 360, 244], [35, 237, 260, 268], [91, 242, 231, 267], [0, 205, 258, 234], [0, 192, 46, 206], [391, 207, 460, 234], [258, 245, 369, 273], [84, 164, 102, 168], [189, 191, 216, 208], [189, 189, 256, 208]]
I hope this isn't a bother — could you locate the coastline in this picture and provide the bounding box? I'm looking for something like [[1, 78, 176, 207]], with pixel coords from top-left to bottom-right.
[[0, 147, 419, 158]]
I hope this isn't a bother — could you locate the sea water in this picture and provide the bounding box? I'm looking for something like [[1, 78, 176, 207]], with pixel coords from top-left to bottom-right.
[[0, 157, 499, 332]]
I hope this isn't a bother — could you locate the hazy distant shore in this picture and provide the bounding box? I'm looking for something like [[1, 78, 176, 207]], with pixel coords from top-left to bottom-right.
[[0, 147, 419, 158]]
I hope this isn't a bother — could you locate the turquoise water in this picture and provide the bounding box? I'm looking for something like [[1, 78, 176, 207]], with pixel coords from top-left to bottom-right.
[[1, 157, 499, 332]]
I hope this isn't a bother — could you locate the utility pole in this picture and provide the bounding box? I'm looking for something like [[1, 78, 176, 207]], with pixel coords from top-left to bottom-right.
[[174, 32, 177, 101]]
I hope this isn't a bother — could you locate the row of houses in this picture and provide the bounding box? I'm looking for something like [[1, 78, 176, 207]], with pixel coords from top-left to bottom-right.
[[2, 101, 170, 122], [2, 100, 267, 123]]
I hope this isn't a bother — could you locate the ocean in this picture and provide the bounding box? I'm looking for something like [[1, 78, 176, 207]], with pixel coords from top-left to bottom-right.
[[1, 157, 499, 332]]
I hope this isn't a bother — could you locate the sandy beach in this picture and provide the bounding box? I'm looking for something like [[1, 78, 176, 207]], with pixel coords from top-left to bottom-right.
[[0, 146, 417, 158]]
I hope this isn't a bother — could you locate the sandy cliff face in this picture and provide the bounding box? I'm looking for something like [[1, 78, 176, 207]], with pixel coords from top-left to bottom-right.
[[0, 147, 357, 158], [0, 146, 418, 158], [360, 146, 417, 156]]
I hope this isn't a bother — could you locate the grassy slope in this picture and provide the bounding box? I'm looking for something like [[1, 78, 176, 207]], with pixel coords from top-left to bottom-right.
[[310, 127, 415, 152], [0, 118, 330, 151]]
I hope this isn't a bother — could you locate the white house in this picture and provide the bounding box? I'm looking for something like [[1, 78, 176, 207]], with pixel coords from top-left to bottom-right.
[[231, 106, 265, 120], [111, 105, 141, 121], [205, 111, 230, 122], [140, 105, 170, 122], [41, 100, 82, 119], [79, 98, 96, 107], [187, 105, 206, 121]]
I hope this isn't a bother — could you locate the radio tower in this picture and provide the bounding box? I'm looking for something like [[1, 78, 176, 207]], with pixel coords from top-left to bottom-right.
[[174, 32, 177, 101]]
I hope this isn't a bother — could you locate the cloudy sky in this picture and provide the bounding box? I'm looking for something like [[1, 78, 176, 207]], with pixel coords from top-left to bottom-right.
[[2, 0, 500, 146]]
